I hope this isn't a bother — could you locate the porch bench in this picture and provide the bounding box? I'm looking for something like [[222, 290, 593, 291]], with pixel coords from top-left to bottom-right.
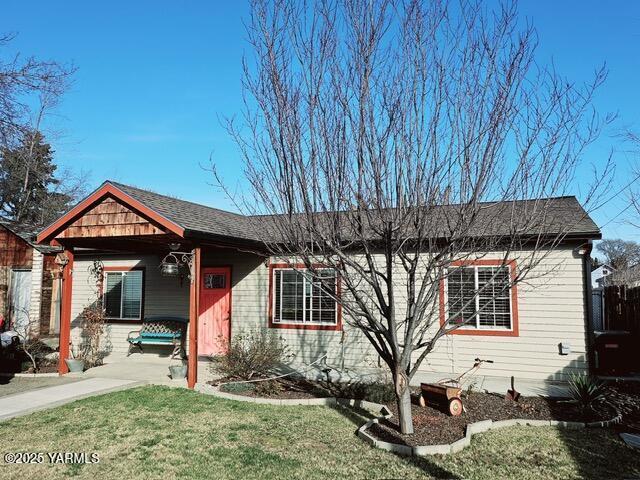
[[127, 316, 188, 359]]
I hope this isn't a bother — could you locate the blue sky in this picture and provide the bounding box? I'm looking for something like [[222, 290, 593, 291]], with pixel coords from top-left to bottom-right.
[[3, 1, 640, 241]]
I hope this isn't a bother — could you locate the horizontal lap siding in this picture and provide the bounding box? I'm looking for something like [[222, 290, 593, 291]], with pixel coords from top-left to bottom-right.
[[70, 254, 189, 361], [409, 248, 588, 381], [241, 247, 589, 383], [71, 246, 589, 383]]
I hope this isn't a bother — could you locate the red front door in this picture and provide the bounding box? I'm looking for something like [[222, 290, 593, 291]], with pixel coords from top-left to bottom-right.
[[198, 267, 231, 356]]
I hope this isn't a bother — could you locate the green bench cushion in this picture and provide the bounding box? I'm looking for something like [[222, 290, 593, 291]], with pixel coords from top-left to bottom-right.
[[128, 336, 177, 345], [139, 332, 181, 339]]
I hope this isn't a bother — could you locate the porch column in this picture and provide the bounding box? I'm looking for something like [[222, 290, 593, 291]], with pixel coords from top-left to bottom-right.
[[188, 246, 201, 388], [57, 249, 74, 375]]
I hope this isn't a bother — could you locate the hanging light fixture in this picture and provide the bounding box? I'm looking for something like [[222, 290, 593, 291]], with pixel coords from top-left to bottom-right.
[[159, 250, 194, 278]]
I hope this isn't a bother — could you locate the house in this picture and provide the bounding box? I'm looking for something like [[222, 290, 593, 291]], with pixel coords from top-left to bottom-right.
[[0, 221, 60, 337], [591, 264, 615, 289], [36, 181, 600, 390]]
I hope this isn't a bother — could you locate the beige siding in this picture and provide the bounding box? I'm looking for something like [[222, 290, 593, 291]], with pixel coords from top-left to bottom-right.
[[70, 245, 589, 385], [28, 250, 43, 333], [237, 246, 589, 384], [70, 254, 190, 361]]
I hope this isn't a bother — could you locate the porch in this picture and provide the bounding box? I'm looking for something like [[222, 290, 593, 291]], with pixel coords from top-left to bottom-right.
[[36, 181, 266, 388], [69, 356, 218, 387]]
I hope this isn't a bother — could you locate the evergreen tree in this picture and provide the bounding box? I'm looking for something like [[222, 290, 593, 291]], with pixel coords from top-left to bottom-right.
[[0, 130, 72, 226]]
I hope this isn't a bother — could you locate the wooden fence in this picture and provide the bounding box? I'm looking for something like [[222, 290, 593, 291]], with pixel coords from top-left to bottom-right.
[[603, 285, 640, 333]]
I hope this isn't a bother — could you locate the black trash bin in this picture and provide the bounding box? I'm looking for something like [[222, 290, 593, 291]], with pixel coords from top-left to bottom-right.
[[593, 330, 634, 375]]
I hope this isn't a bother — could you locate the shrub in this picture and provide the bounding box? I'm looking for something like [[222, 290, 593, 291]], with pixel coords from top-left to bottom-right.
[[221, 382, 255, 394], [568, 373, 607, 410], [78, 302, 106, 368], [254, 379, 283, 397], [326, 380, 396, 404], [212, 330, 289, 380]]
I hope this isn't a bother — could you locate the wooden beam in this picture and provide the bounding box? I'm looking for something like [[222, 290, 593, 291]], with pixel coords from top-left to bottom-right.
[[57, 249, 74, 374], [187, 246, 201, 388]]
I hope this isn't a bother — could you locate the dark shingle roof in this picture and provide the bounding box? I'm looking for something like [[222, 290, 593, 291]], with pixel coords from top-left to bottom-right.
[[0, 220, 61, 253], [110, 182, 258, 242], [107, 181, 600, 243]]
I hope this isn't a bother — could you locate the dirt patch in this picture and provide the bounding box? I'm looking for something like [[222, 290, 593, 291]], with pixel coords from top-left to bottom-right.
[[370, 391, 618, 447], [608, 382, 640, 433], [218, 378, 334, 399], [215, 377, 396, 404]]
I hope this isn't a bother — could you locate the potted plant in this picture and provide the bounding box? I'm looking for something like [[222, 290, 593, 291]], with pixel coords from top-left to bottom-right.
[[169, 361, 187, 380], [65, 344, 85, 373]]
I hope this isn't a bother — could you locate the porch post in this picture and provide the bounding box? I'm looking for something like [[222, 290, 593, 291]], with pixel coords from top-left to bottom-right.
[[57, 249, 74, 375], [188, 246, 201, 388]]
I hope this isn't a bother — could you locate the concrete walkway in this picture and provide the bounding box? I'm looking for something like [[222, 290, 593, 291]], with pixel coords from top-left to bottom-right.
[[73, 360, 188, 387], [0, 377, 140, 421]]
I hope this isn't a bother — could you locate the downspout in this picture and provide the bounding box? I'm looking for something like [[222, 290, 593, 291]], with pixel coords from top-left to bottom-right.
[[577, 242, 595, 374]]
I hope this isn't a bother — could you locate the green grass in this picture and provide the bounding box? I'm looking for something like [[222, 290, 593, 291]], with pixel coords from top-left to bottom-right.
[[0, 386, 638, 480]]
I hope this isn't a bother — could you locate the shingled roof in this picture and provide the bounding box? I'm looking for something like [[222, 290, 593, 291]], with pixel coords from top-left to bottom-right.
[[108, 182, 600, 242], [1, 220, 61, 253], [37, 180, 601, 245], [110, 182, 258, 242]]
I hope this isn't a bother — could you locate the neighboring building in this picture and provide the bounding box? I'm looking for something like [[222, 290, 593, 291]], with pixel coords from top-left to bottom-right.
[[0, 222, 60, 336], [36, 181, 600, 390], [591, 264, 615, 289]]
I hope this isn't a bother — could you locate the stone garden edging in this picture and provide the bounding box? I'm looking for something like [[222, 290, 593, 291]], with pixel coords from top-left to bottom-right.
[[195, 383, 391, 414], [357, 412, 623, 456], [195, 384, 622, 457], [0, 372, 60, 378]]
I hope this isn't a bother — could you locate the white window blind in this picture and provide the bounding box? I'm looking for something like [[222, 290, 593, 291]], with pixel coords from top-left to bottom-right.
[[446, 265, 512, 330], [273, 268, 337, 325], [104, 270, 143, 320]]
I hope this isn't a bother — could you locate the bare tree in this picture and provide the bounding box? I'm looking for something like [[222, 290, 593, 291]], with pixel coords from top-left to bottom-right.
[[596, 239, 640, 270], [11, 307, 45, 372], [628, 132, 640, 231], [0, 33, 74, 147], [0, 33, 83, 226], [218, 0, 613, 433]]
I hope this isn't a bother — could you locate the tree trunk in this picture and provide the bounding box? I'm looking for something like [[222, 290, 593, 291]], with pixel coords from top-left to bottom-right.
[[394, 370, 414, 434]]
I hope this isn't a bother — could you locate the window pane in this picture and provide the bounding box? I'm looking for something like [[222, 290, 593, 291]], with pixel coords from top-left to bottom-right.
[[121, 271, 143, 319], [309, 270, 336, 324], [477, 266, 511, 329], [273, 268, 337, 325], [105, 273, 122, 318], [447, 267, 476, 327], [278, 270, 304, 322]]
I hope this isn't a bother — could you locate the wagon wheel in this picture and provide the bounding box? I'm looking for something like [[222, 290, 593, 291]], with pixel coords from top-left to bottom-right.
[[419, 393, 427, 408], [448, 397, 463, 416]]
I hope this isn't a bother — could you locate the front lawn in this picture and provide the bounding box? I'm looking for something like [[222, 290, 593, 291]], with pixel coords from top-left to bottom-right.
[[0, 386, 637, 480]]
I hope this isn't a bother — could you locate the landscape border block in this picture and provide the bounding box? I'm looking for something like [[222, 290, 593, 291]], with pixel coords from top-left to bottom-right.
[[195, 383, 621, 457]]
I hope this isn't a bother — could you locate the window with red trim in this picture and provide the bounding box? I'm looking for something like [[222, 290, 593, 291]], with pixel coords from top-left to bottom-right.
[[270, 267, 339, 328], [445, 264, 514, 332], [104, 269, 144, 321]]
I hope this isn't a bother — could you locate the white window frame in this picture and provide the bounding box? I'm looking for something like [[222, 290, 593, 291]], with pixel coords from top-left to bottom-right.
[[444, 264, 514, 331], [271, 267, 338, 327], [103, 270, 144, 321]]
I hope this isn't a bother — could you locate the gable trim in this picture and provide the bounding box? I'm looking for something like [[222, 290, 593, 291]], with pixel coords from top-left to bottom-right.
[[36, 182, 185, 243]]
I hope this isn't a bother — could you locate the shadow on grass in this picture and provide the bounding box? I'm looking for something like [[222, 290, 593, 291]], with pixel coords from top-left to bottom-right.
[[554, 380, 640, 479], [330, 403, 462, 479]]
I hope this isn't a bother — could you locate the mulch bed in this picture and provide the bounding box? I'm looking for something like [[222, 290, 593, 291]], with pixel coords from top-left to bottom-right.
[[0, 358, 58, 374], [370, 391, 618, 447], [607, 382, 640, 433], [217, 377, 338, 399], [216, 376, 640, 446]]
